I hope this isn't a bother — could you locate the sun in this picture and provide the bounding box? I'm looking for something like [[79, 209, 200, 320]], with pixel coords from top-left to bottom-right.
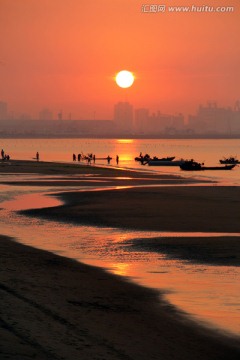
[[115, 70, 135, 88]]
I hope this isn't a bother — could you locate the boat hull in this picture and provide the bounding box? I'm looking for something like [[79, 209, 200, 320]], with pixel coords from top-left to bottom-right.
[[219, 160, 240, 164], [180, 164, 236, 171], [135, 156, 175, 162], [148, 160, 184, 166]]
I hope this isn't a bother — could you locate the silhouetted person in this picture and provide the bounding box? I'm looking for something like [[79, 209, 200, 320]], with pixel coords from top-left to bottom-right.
[[73, 153, 76, 161], [36, 152, 39, 161], [107, 155, 111, 165], [116, 155, 119, 165], [77, 153, 81, 162], [3, 154, 10, 161], [93, 154, 95, 163], [1, 149, 4, 159]]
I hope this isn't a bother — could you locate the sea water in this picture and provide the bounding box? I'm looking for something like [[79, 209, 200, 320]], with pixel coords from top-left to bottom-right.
[[0, 137, 240, 184]]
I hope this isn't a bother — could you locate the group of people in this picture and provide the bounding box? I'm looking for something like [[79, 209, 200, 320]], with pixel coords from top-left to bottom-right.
[[72, 153, 119, 165], [0, 148, 120, 165], [1, 148, 10, 161], [72, 153, 96, 164]]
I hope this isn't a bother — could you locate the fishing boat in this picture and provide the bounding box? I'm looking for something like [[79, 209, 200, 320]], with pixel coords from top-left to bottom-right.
[[135, 154, 175, 163], [135, 154, 151, 162], [219, 156, 240, 164], [149, 156, 175, 162], [180, 160, 236, 171], [148, 159, 184, 166]]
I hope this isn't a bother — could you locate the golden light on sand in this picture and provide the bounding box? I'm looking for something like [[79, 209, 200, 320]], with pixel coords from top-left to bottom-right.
[[115, 70, 135, 88]]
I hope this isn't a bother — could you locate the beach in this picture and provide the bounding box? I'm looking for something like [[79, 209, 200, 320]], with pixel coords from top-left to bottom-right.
[[0, 160, 240, 359]]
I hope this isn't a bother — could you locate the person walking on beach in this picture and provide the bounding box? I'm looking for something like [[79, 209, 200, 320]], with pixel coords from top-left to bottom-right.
[[1, 149, 5, 159], [116, 155, 119, 165], [73, 153, 76, 161], [107, 155, 111, 165], [36, 152, 39, 161]]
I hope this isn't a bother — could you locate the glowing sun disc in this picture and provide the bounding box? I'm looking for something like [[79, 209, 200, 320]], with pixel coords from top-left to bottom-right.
[[115, 70, 134, 88]]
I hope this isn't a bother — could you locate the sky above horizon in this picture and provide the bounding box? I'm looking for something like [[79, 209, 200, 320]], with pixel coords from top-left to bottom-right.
[[0, 0, 240, 120]]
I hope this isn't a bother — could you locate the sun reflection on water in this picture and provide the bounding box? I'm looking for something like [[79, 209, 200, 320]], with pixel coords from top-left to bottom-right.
[[110, 262, 131, 276], [116, 139, 134, 144]]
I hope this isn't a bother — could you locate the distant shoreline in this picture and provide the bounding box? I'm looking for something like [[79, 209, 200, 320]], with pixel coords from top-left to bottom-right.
[[1, 134, 240, 139]]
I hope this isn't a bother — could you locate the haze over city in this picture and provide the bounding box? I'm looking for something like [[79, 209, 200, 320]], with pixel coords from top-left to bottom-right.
[[0, 0, 239, 120]]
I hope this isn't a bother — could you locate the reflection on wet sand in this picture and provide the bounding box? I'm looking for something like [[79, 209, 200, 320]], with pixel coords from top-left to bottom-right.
[[0, 188, 239, 337]]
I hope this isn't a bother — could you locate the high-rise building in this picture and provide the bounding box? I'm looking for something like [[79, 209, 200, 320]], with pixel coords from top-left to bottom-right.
[[188, 103, 233, 134], [138, 111, 185, 135], [113, 102, 133, 133], [135, 108, 149, 133], [57, 111, 63, 121], [0, 101, 8, 120]]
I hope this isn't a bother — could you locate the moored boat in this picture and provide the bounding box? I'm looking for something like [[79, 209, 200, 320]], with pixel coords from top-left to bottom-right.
[[148, 159, 184, 166], [219, 156, 240, 164], [150, 156, 175, 162], [180, 160, 236, 171], [135, 154, 175, 164]]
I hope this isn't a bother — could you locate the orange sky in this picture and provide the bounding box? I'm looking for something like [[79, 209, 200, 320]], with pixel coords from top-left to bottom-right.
[[0, 0, 239, 119]]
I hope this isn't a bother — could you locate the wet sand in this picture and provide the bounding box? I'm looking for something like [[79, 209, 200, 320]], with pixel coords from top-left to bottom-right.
[[1, 236, 240, 360], [1, 160, 240, 358], [124, 236, 240, 267], [0, 159, 199, 187], [22, 186, 240, 267], [24, 185, 240, 233]]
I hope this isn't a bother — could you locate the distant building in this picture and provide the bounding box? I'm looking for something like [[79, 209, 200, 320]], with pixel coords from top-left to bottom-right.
[[39, 108, 53, 121], [135, 109, 184, 135], [114, 102, 133, 133], [57, 111, 63, 121], [231, 101, 240, 133], [134, 108, 150, 133], [0, 119, 116, 137], [164, 113, 185, 134], [188, 103, 233, 134], [0, 101, 8, 120]]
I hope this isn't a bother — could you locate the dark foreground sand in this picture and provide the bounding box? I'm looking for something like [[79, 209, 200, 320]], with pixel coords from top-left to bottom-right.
[[0, 236, 240, 360], [1, 160, 240, 359]]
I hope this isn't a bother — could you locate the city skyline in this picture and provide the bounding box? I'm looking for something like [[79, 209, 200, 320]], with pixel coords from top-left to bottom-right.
[[1, 99, 240, 137], [0, 0, 239, 120], [1, 99, 240, 122]]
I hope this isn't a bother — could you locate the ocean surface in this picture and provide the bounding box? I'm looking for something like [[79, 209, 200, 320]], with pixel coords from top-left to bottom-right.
[[0, 137, 239, 338], [1, 137, 240, 184]]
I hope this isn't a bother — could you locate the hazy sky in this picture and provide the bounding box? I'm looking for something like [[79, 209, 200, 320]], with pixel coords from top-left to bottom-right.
[[0, 0, 240, 119]]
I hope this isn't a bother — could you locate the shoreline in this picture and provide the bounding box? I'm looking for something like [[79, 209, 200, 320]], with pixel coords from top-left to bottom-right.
[[22, 185, 240, 233], [1, 160, 240, 358], [0, 159, 199, 179], [20, 185, 240, 267]]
